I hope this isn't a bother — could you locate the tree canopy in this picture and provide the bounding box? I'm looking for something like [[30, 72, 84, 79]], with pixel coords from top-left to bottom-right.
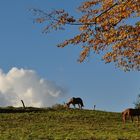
[[31, 0, 140, 71], [134, 94, 140, 109]]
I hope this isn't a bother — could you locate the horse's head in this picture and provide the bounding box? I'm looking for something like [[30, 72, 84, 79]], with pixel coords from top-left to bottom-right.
[[64, 103, 70, 108]]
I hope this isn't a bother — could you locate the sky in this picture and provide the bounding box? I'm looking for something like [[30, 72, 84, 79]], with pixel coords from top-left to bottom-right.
[[0, 0, 139, 112]]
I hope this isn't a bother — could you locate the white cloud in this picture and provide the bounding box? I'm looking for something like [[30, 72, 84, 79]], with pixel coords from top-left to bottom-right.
[[0, 67, 66, 107]]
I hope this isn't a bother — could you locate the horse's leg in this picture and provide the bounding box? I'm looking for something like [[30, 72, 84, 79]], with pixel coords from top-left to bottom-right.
[[73, 104, 76, 109], [137, 116, 139, 123], [80, 104, 82, 109], [131, 116, 133, 122], [78, 104, 81, 109], [122, 114, 126, 124]]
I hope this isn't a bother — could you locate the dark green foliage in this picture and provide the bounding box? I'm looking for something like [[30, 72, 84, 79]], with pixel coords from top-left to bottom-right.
[[0, 107, 140, 140]]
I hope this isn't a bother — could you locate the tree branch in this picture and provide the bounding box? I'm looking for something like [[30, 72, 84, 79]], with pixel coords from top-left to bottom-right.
[[21, 100, 26, 109]]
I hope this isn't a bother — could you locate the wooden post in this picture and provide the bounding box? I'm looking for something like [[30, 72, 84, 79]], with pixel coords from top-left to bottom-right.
[[21, 100, 26, 109], [93, 105, 96, 110]]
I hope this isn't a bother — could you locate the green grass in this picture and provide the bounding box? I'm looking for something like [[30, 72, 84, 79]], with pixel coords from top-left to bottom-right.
[[0, 107, 140, 140]]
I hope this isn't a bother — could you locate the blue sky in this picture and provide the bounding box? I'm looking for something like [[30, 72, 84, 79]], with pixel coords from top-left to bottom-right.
[[0, 0, 140, 112]]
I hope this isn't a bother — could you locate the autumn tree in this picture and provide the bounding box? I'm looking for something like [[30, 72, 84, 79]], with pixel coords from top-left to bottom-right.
[[30, 0, 140, 71], [134, 94, 140, 109]]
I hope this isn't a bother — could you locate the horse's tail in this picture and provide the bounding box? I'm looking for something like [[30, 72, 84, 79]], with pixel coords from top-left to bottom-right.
[[81, 100, 84, 107]]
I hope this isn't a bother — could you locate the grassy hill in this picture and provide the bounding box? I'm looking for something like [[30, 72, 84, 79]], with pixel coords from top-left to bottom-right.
[[0, 106, 140, 140]]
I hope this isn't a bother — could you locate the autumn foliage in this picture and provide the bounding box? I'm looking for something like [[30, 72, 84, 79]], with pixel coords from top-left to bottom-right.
[[31, 0, 140, 71]]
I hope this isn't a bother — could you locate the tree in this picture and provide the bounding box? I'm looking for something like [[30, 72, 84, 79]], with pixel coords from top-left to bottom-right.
[[30, 0, 140, 71], [134, 94, 140, 109]]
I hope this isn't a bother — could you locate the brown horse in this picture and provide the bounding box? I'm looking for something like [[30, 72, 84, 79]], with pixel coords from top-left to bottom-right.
[[65, 97, 84, 109], [122, 108, 140, 123]]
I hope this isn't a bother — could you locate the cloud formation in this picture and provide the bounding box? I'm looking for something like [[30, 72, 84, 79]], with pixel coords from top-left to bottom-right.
[[0, 67, 66, 107]]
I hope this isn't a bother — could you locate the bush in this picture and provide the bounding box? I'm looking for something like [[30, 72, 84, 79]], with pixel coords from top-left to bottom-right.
[[51, 104, 65, 110]]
